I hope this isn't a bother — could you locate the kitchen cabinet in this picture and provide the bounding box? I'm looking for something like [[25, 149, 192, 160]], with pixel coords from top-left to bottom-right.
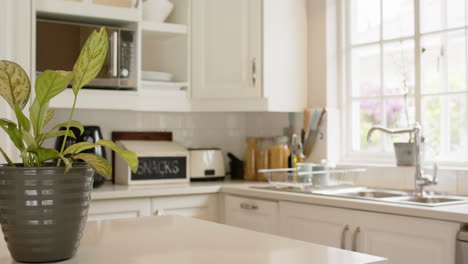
[[191, 0, 307, 112], [35, 0, 141, 23], [88, 198, 151, 221], [151, 194, 219, 222], [224, 195, 279, 235], [279, 201, 459, 264]]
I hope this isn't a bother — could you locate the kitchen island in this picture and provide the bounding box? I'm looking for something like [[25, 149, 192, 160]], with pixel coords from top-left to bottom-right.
[[0, 215, 386, 264]]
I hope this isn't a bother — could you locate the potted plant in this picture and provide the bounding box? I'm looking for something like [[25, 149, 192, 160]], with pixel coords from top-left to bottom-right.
[[0, 28, 138, 263]]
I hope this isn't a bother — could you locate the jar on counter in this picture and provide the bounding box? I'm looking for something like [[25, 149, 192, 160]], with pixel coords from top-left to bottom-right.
[[269, 136, 290, 169], [244, 137, 257, 180], [256, 137, 273, 181]]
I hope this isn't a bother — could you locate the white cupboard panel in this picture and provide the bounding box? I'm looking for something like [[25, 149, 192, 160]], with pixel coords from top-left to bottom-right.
[[88, 198, 151, 221], [151, 194, 219, 222], [224, 195, 278, 235]]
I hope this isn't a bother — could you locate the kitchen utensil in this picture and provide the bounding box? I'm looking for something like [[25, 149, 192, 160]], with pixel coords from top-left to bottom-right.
[[143, 0, 174, 22], [227, 152, 244, 180], [54, 126, 107, 188], [189, 148, 225, 180], [303, 109, 327, 157], [303, 108, 311, 134]]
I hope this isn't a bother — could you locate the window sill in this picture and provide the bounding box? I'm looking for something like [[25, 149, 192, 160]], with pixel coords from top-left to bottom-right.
[[337, 160, 468, 172]]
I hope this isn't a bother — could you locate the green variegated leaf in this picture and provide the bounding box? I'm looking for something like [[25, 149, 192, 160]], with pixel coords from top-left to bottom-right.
[[0, 146, 14, 167], [73, 153, 111, 178], [38, 129, 76, 143], [96, 140, 138, 173], [43, 109, 55, 127], [27, 147, 60, 164], [14, 103, 30, 132], [30, 70, 73, 137], [21, 130, 37, 149], [35, 70, 73, 103], [72, 28, 108, 95], [63, 142, 97, 156], [0, 60, 31, 110], [6, 123, 23, 151], [50, 120, 84, 136]]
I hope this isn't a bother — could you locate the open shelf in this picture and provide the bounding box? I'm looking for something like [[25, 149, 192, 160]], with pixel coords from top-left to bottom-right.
[[141, 80, 188, 91], [141, 22, 187, 39]]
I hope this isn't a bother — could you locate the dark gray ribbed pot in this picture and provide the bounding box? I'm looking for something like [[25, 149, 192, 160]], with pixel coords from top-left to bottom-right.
[[0, 164, 93, 263]]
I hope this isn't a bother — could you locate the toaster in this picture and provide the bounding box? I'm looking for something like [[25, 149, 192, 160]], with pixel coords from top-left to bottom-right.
[[189, 148, 225, 180]]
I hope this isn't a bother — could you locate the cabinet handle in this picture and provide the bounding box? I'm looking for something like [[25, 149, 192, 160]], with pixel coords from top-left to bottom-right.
[[155, 209, 165, 216], [340, 225, 349, 249], [109, 31, 118, 77], [351, 227, 361, 252], [240, 202, 258, 210], [252, 58, 257, 86]]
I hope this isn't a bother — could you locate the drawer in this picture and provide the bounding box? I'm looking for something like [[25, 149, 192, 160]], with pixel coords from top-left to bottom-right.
[[151, 194, 219, 222]]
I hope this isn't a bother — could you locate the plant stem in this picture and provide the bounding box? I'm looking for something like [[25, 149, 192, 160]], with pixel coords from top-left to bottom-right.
[[57, 95, 78, 166]]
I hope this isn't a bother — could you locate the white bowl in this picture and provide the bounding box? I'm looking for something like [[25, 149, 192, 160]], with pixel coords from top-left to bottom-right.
[[143, 0, 174, 23]]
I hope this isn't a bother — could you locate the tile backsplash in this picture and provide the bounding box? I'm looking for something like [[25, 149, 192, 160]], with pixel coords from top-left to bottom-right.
[[47, 109, 292, 170]]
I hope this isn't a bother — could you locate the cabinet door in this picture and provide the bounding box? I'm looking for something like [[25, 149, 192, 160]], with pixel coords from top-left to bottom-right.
[[151, 194, 219, 222], [354, 210, 458, 264], [191, 0, 262, 99], [224, 195, 278, 235], [279, 201, 353, 249], [88, 198, 151, 221]]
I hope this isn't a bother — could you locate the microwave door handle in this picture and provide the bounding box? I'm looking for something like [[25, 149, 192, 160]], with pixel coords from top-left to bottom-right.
[[110, 31, 118, 77]]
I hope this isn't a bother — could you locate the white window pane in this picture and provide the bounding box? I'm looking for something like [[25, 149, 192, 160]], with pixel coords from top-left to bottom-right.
[[448, 95, 467, 159], [420, 0, 443, 33], [351, 46, 380, 97], [421, 31, 466, 94], [382, 0, 414, 39], [447, 0, 466, 29], [353, 100, 383, 151], [422, 95, 441, 159], [421, 0, 466, 33], [446, 30, 466, 92], [383, 40, 415, 96], [421, 35, 443, 94], [350, 0, 380, 44]]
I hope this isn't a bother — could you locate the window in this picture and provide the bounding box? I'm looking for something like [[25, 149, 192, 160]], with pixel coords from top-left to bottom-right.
[[345, 0, 468, 163]]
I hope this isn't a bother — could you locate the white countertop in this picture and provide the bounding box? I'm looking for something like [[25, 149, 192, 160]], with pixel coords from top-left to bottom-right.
[[0, 216, 386, 264], [92, 181, 468, 223]]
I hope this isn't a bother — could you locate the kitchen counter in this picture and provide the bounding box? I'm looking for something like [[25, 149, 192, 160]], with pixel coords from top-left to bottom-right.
[[0, 215, 386, 264], [92, 181, 468, 223]]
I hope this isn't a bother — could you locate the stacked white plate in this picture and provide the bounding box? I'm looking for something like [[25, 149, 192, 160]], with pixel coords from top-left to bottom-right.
[[142, 71, 174, 82]]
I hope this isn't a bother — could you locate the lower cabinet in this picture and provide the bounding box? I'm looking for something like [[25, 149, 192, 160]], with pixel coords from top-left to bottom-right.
[[88, 194, 219, 222], [279, 201, 459, 264], [224, 195, 279, 235], [151, 194, 219, 222], [88, 198, 151, 221]]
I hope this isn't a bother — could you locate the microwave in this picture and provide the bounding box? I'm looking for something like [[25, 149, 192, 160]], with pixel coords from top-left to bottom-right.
[[36, 19, 137, 90]]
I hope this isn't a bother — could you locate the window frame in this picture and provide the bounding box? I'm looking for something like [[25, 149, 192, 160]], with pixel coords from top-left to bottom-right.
[[340, 0, 468, 166]]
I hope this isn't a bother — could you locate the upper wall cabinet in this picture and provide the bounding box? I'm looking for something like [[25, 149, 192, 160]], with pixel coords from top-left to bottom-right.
[[35, 0, 142, 23], [191, 0, 308, 112]]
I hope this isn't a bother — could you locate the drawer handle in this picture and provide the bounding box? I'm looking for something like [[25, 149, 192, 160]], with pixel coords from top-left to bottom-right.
[[352, 227, 361, 252], [155, 209, 165, 216], [340, 224, 349, 249], [252, 58, 257, 86], [240, 202, 258, 210]]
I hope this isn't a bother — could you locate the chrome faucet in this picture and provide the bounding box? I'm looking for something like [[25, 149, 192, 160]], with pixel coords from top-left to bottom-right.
[[367, 123, 438, 197]]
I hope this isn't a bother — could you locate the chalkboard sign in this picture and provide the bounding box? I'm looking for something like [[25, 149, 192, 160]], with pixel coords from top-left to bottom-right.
[[131, 157, 187, 181]]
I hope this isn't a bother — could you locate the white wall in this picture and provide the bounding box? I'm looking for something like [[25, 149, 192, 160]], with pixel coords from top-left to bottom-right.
[[46, 110, 292, 171], [0, 0, 33, 163]]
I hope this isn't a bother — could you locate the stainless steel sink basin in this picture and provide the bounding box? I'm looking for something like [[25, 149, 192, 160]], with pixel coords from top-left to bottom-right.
[[338, 190, 405, 199], [251, 185, 468, 207]]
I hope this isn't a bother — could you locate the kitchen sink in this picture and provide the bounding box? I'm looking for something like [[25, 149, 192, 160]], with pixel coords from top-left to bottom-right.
[[252, 185, 468, 207], [385, 196, 466, 206]]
